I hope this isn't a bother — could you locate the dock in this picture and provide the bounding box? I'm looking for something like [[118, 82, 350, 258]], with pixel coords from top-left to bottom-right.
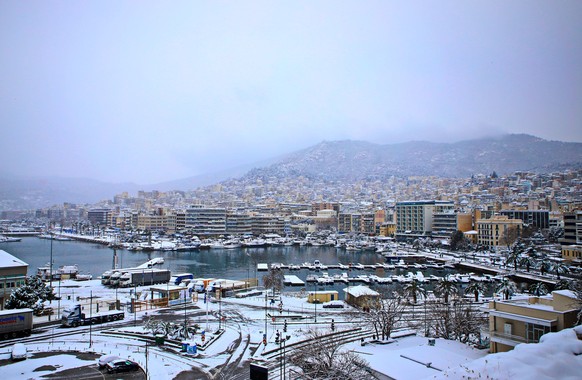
[[283, 275, 305, 286]]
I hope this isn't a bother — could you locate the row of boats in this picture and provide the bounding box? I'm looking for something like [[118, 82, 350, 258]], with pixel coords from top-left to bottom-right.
[[269, 259, 454, 271], [39, 232, 406, 254], [304, 271, 499, 285]]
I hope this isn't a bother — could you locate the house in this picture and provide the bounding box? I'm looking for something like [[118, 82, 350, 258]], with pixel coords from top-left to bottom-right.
[[0, 250, 28, 309], [307, 290, 338, 304], [342, 285, 380, 308], [488, 290, 580, 353]]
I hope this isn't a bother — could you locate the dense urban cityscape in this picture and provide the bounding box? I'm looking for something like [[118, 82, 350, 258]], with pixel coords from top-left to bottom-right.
[[2, 2, 581, 379], [1, 165, 581, 379]]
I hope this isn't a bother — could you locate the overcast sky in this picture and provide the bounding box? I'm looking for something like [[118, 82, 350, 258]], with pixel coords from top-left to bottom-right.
[[1, 1, 581, 184]]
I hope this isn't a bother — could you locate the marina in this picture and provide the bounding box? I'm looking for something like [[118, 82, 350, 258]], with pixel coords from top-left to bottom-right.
[[0, 235, 562, 300]]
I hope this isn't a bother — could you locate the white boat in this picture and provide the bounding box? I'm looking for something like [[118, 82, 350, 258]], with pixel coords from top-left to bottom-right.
[[0, 235, 21, 243]]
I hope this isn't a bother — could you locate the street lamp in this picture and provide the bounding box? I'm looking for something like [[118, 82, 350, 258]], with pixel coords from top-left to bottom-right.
[[314, 283, 317, 323], [279, 334, 291, 380]]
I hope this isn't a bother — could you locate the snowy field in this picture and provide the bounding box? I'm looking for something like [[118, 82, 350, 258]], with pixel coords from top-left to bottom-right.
[[1, 279, 581, 379]]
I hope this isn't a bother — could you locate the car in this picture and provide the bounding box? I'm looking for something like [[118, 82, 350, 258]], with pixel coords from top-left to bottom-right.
[[322, 300, 345, 309], [11, 343, 27, 361], [106, 359, 140, 373], [97, 354, 121, 369]]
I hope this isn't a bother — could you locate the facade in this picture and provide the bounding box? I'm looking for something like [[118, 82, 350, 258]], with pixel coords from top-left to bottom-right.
[[251, 215, 286, 236], [396, 201, 453, 240], [488, 290, 580, 353], [476, 215, 523, 247], [87, 209, 112, 226], [379, 222, 396, 237], [500, 210, 550, 230], [336, 212, 376, 234], [135, 213, 177, 233], [225, 212, 253, 235], [185, 206, 227, 236], [311, 202, 340, 216], [307, 290, 339, 304], [0, 250, 28, 310], [560, 210, 582, 246], [562, 245, 582, 262], [432, 210, 457, 239], [343, 285, 380, 308]]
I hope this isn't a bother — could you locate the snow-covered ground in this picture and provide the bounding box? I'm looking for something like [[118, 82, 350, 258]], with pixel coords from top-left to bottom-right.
[[2, 279, 582, 379]]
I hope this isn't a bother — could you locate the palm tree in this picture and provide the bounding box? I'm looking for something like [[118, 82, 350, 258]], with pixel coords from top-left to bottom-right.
[[538, 259, 553, 277], [553, 279, 572, 291], [403, 279, 426, 304], [496, 277, 517, 300], [465, 281, 488, 302], [529, 282, 548, 297], [553, 262, 569, 280], [505, 250, 521, 271], [434, 276, 457, 304], [519, 255, 537, 273]]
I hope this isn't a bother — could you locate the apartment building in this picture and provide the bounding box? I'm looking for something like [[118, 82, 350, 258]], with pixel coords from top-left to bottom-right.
[[136, 213, 177, 233], [185, 206, 227, 236], [337, 212, 375, 235], [476, 215, 522, 247], [488, 290, 580, 353], [560, 210, 582, 246], [225, 212, 253, 235], [251, 215, 286, 236], [500, 210, 550, 230], [395, 201, 453, 241], [87, 208, 112, 226]]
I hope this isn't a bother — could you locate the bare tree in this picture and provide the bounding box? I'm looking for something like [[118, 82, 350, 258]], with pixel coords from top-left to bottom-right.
[[358, 292, 405, 341], [290, 328, 376, 379], [427, 297, 487, 344], [499, 226, 520, 249], [262, 267, 284, 293]]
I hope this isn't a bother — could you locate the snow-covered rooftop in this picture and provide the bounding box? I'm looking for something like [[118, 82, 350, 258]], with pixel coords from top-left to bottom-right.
[[0, 249, 28, 269], [343, 285, 379, 297]]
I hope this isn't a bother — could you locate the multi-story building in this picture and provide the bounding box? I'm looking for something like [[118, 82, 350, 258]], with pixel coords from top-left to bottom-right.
[[500, 210, 550, 230], [87, 209, 112, 227], [560, 210, 582, 246], [135, 213, 177, 233], [396, 201, 453, 241], [336, 212, 375, 235], [0, 250, 28, 310], [251, 215, 286, 236], [226, 212, 253, 235], [337, 213, 353, 234], [311, 202, 340, 216], [476, 215, 523, 247], [185, 206, 227, 236], [488, 290, 580, 353]]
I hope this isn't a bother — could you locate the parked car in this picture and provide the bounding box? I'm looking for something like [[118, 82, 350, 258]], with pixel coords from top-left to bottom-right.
[[106, 359, 140, 373], [98, 354, 121, 369], [11, 343, 27, 361], [322, 300, 344, 308]]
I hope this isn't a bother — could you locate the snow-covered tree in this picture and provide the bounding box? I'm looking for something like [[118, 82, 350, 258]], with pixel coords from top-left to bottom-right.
[[355, 292, 405, 341], [290, 328, 376, 379], [4, 276, 56, 315]]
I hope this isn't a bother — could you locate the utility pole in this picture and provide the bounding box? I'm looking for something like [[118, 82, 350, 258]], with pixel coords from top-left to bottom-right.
[[89, 291, 93, 348]]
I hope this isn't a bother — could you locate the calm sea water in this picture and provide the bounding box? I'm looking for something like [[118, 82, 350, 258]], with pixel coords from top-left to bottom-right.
[[0, 237, 460, 297]]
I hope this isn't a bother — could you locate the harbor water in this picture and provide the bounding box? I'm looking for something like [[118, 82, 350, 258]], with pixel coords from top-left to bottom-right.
[[1, 237, 464, 298]]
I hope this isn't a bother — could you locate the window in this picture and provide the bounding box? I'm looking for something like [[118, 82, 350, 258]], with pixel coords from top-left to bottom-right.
[[526, 323, 553, 343]]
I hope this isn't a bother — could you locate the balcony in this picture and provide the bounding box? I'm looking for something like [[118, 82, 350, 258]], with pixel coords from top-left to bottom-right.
[[490, 331, 529, 346]]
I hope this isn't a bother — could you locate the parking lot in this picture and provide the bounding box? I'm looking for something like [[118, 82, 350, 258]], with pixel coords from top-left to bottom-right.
[[0, 351, 145, 379]]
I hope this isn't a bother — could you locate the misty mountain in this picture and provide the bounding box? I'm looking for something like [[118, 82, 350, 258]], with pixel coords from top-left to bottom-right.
[[1, 134, 580, 211], [0, 176, 141, 211], [244, 134, 582, 181]]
